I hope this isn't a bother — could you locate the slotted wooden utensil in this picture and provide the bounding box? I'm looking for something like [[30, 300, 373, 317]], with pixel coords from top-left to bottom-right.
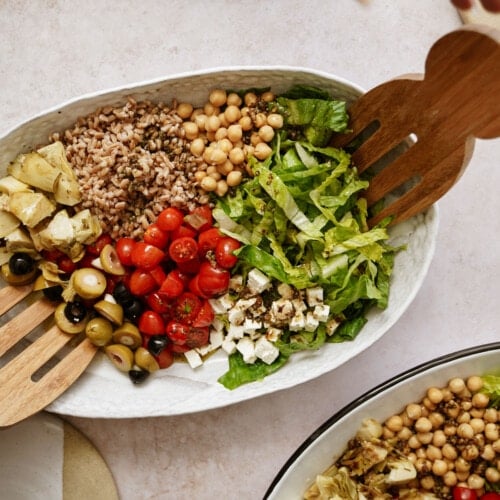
[[0, 25, 499, 427], [0, 285, 97, 427], [331, 25, 500, 227]]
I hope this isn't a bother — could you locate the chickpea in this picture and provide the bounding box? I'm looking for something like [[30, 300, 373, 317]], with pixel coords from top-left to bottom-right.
[[250, 131, 262, 146], [226, 92, 242, 107], [432, 459, 448, 476], [227, 124, 243, 143], [190, 137, 205, 156], [406, 403, 422, 420], [428, 412, 445, 429], [244, 92, 258, 107], [382, 427, 395, 439], [177, 102, 193, 119], [209, 89, 227, 107], [467, 375, 484, 392], [442, 443, 458, 460], [470, 417, 485, 434], [470, 408, 485, 419], [224, 105, 242, 124], [267, 113, 284, 129], [261, 91, 275, 102], [194, 170, 207, 182], [401, 412, 414, 427], [423, 397, 437, 411], [448, 377, 466, 394], [254, 112, 268, 128], [183, 121, 199, 140], [194, 113, 208, 131], [415, 417, 433, 433], [426, 445, 443, 461], [486, 424, 500, 442], [408, 435, 422, 449], [484, 408, 498, 423], [481, 444, 496, 461], [398, 427, 412, 441], [218, 138, 233, 154], [457, 423, 474, 439], [457, 411, 471, 424], [385, 415, 404, 433], [461, 444, 479, 461], [226, 170, 243, 187], [229, 147, 245, 165], [200, 176, 217, 191], [443, 470, 458, 487], [455, 457, 471, 473], [444, 424, 457, 436], [209, 148, 227, 165], [427, 387, 444, 405], [420, 475, 435, 490], [485, 466, 500, 483], [203, 102, 218, 116], [215, 179, 228, 197], [254, 142, 273, 160], [258, 124, 275, 143], [472, 392, 490, 409], [215, 127, 228, 141], [432, 430, 447, 447], [418, 432, 434, 445], [216, 160, 234, 176], [206, 165, 218, 176], [415, 457, 431, 472], [239, 115, 253, 131], [206, 115, 221, 132], [456, 471, 470, 482], [467, 473, 485, 490], [218, 112, 229, 128]]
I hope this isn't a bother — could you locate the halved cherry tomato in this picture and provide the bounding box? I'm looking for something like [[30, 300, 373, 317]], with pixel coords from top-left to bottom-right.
[[188, 274, 210, 299], [146, 292, 172, 314], [149, 265, 167, 286], [174, 292, 202, 324], [184, 205, 213, 232], [453, 487, 478, 500], [144, 223, 169, 249], [138, 310, 165, 336], [176, 257, 201, 274], [170, 343, 191, 353], [116, 237, 136, 266], [157, 207, 184, 232], [170, 224, 197, 240], [192, 300, 214, 327], [42, 248, 65, 262], [166, 321, 189, 345], [197, 227, 223, 258], [86, 233, 113, 256], [155, 346, 175, 368], [131, 242, 165, 270], [129, 268, 158, 296], [58, 256, 77, 274], [169, 237, 198, 264], [215, 236, 241, 269], [185, 326, 209, 348], [481, 494, 500, 500], [197, 261, 230, 297], [158, 270, 185, 299]]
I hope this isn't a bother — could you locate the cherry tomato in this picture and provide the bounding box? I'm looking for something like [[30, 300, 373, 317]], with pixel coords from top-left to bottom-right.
[[170, 343, 191, 353], [170, 224, 197, 240], [146, 292, 172, 314], [185, 326, 209, 348], [155, 346, 174, 369], [188, 274, 210, 299], [197, 227, 223, 258], [42, 248, 65, 262], [189, 205, 213, 231], [158, 270, 185, 299], [197, 261, 230, 297], [157, 207, 184, 232], [138, 310, 165, 336], [176, 257, 201, 274], [174, 292, 202, 324], [215, 236, 241, 269], [148, 265, 167, 286], [144, 223, 169, 249], [58, 256, 77, 274], [481, 494, 500, 500], [169, 237, 198, 264], [166, 321, 189, 345], [192, 300, 214, 327], [116, 237, 136, 266], [453, 487, 478, 500], [129, 268, 158, 296], [86, 233, 113, 256], [131, 242, 165, 270]]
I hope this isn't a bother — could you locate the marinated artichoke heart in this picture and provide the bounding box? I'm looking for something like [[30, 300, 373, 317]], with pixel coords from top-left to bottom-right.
[[8, 191, 56, 227], [0, 208, 20, 237], [304, 465, 365, 500], [0, 175, 32, 195]]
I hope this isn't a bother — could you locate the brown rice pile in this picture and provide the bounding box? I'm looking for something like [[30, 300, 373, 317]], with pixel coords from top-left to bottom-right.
[[50, 97, 209, 240]]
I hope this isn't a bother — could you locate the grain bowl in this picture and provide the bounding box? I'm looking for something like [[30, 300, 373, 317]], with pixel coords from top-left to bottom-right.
[[0, 67, 438, 418]]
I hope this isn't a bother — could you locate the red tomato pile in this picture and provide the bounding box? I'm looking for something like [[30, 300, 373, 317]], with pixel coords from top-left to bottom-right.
[[453, 487, 500, 500], [111, 205, 240, 361]]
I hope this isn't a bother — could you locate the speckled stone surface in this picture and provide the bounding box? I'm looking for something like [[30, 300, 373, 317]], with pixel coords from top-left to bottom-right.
[[1, 1, 499, 499]]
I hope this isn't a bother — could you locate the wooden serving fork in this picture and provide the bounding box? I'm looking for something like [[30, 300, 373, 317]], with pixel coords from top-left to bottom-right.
[[331, 25, 500, 227], [0, 285, 97, 427]]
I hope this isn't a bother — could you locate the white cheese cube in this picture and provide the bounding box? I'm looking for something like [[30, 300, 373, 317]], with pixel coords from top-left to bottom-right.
[[184, 349, 203, 369], [304, 311, 320, 332], [227, 307, 245, 325], [209, 293, 234, 313], [246, 268, 271, 294], [211, 316, 225, 332], [234, 297, 257, 311], [243, 317, 262, 333], [229, 274, 243, 291], [222, 338, 237, 355], [255, 336, 280, 365], [270, 298, 294, 322], [306, 287, 324, 306], [325, 318, 340, 336], [266, 327, 282, 342], [289, 311, 306, 331], [291, 298, 307, 312], [209, 329, 224, 350], [236, 337, 256, 364], [277, 282, 294, 299], [313, 304, 330, 322], [196, 344, 211, 356], [227, 323, 245, 340]]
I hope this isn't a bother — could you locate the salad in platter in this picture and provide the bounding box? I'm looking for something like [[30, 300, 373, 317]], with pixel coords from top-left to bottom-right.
[[0, 84, 400, 389]]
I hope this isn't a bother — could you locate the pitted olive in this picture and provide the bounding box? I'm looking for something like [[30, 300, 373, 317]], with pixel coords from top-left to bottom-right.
[[104, 344, 134, 372], [54, 302, 88, 334], [99, 244, 126, 275], [134, 347, 160, 373], [71, 268, 107, 299], [85, 317, 114, 347], [94, 299, 124, 325], [112, 322, 142, 349], [1, 262, 37, 285]]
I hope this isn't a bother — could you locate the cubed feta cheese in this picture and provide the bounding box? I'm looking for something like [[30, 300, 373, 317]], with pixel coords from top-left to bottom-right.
[[227, 307, 245, 325], [313, 304, 330, 322], [229, 274, 243, 291], [289, 311, 306, 331], [227, 323, 245, 340], [211, 316, 225, 332], [325, 318, 340, 336], [209, 329, 224, 350], [291, 298, 307, 312], [209, 293, 234, 313], [234, 297, 257, 311], [196, 344, 211, 356], [184, 349, 203, 369], [270, 298, 294, 322], [304, 311, 320, 332], [222, 338, 237, 355], [254, 336, 280, 365], [236, 337, 256, 364], [243, 317, 262, 333], [246, 268, 271, 294], [306, 287, 323, 306], [277, 282, 294, 299], [265, 327, 282, 342]]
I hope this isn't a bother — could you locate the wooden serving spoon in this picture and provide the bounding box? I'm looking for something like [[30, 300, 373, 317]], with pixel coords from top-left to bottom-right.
[[0, 285, 97, 427], [331, 25, 500, 227], [0, 26, 499, 427]]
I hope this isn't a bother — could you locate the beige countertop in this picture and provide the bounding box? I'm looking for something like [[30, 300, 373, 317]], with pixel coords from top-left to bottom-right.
[[1, 1, 499, 498]]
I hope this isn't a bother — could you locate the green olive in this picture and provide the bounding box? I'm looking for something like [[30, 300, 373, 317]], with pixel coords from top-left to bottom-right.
[[94, 299, 123, 325], [72, 268, 107, 299], [1, 262, 37, 285], [104, 344, 134, 372], [100, 244, 126, 276], [85, 317, 114, 347], [54, 302, 88, 334], [112, 322, 142, 350], [134, 347, 160, 373]]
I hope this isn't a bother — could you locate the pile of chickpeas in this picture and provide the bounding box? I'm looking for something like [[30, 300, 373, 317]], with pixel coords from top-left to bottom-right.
[[380, 375, 499, 497], [176, 88, 284, 197]]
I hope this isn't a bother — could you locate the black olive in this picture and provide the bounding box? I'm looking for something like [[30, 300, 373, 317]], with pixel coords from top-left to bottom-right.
[[113, 281, 134, 305], [8, 252, 35, 276], [147, 335, 169, 356], [123, 298, 143, 321], [43, 285, 64, 301], [64, 301, 87, 324], [128, 369, 150, 385]]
